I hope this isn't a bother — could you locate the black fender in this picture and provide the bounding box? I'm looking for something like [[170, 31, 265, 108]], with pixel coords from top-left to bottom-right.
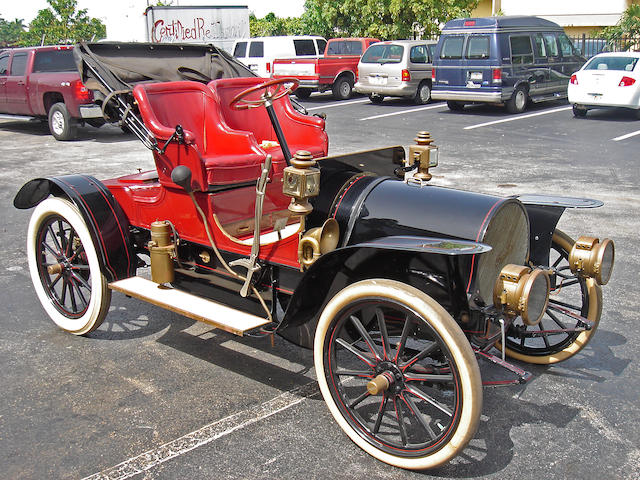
[[517, 194, 603, 266], [277, 235, 490, 349], [14, 175, 137, 282]]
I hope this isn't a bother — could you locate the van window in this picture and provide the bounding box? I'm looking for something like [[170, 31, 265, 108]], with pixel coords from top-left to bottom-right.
[[327, 40, 363, 56], [466, 36, 490, 59], [33, 50, 76, 73], [510, 35, 533, 64], [361, 44, 404, 64], [0, 55, 9, 75], [10, 53, 28, 76], [248, 41, 264, 58], [294, 39, 316, 56], [234, 42, 247, 57], [440, 36, 464, 59], [533, 34, 546, 57], [543, 34, 559, 57], [558, 33, 577, 57], [410, 45, 428, 64], [317, 39, 327, 55]]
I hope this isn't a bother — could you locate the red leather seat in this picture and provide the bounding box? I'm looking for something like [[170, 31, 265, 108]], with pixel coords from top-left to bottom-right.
[[133, 79, 328, 190]]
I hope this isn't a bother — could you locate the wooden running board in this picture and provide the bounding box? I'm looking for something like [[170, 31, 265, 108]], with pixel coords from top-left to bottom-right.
[[109, 276, 270, 336]]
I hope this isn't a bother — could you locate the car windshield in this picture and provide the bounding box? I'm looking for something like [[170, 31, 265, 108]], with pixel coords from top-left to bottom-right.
[[584, 56, 638, 71], [361, 44, 404, 64]]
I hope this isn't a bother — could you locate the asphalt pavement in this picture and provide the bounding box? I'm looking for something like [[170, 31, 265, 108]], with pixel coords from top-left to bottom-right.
[[0, 95, 638, 480]]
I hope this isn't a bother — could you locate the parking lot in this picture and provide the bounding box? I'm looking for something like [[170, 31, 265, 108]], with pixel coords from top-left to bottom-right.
[[1, 95, 638, 480]]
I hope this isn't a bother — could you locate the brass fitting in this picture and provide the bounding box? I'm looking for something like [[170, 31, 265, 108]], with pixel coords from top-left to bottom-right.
[[568, 236, 615, 285], [367, 373, 393, 395], [148, 220, 176, 284], [493, 264, 550, 326], [298, 218, 339, 269], [407, 131, 439, 181], [283, 150, 321, 216]]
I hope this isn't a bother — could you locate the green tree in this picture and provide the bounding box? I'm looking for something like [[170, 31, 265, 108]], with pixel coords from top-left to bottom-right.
[[302, 0, 478, 39], [597, 4, 640, 49], [250, 12, 305, 36], [20, 0, 106, 46], [0, 17, 26, 47]]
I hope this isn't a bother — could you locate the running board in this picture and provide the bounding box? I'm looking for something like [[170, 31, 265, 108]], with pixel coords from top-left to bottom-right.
[[109, 276, 270, 336]]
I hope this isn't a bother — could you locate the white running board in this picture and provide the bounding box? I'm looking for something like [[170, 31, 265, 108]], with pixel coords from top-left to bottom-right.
[[109, 276, 270, 336]]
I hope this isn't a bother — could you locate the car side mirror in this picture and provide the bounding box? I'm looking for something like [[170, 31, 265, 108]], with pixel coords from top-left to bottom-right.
[[171, 165, 193, 193]]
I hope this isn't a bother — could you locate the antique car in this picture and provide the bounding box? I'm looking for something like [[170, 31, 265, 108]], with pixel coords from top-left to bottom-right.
[[13, 43, 615, 470]]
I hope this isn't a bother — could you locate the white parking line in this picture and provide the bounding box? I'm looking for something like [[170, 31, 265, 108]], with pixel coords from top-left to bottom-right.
[[463, 106, 572, 130], [359, 104, 444, 121], [81, 381, 320, 480], [612, 129, 640, 141], [306, 98, 369, 111]]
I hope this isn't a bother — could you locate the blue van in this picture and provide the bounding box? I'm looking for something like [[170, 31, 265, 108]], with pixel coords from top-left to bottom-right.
[[432, 16, 586, 113]]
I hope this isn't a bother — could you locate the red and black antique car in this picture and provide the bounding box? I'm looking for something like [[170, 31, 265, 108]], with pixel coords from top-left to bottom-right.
[[14, 43, 614, 470]]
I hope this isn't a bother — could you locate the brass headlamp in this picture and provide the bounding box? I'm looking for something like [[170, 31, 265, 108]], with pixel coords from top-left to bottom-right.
[[568, 236, 615, 285], [407, 131, 439, 182], [282, 150, 321, 216], [493, 264, 550, 326]]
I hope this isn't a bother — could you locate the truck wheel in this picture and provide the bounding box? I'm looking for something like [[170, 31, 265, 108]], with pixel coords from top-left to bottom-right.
[[48, 102, 78, 141], [369, 94, 384, 104], [315, 279, 482, 469], [446, 101, 465, 111], [414, 82, 431, 105], [295, 88, 313, 100], [332, 76, 353, 100], [506, 86, 528, 114], [27, 197, 111, 335]]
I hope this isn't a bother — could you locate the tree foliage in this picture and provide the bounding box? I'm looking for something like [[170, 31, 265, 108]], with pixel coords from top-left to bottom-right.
[[597, 4, 640, 43], [19, 0, 106, 46], [249, 12, 304, 36], [301, 0, 479, 39], [0, 17, 26, 47]]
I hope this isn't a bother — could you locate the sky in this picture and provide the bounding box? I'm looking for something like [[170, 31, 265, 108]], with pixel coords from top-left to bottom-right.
[[1, 0, 306, 24]]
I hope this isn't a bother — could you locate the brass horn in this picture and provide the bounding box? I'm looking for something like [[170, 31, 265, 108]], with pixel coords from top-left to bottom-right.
[[298, 218, 340, 268]]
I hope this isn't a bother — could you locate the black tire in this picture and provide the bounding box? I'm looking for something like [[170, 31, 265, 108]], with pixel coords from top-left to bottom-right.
[[27, 197, 111, 335], [315, 279, 482, 469], [48, 102, 78, 141], [86, 118, 106, 128], [332, 76, 353, 100], [506, 85, 528, 114], [414, 82, 431, 105], [497, 230, 602, 364], [295, 88, 313, 100], [446, 100, 465, 111], [369, 94, 384, 104], [572, 105, 588, 117]]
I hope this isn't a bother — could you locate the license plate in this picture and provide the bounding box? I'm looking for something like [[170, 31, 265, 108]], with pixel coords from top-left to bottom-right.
[[369, 76, 387, 85], [470, 71, 483, 81]]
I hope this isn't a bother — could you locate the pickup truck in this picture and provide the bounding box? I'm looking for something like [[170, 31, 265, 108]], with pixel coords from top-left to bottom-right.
[[0, 45, 103, 140], [272, 37, 379, 100]]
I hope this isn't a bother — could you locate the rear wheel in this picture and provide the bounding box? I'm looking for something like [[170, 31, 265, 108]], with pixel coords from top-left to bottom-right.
[[332, 76, 353, 100], [414, 82, 431, 105], [315, 279, 482, 469], [295, 88, 313, 100], [27, 197, 111, 335], [369, 94, 384, 104], [48, 102, 78, 141], [497, 230, 602, 364], [446, 100, 465, 111], [572, 105, 588, 117], [506, 86, 528, 114]]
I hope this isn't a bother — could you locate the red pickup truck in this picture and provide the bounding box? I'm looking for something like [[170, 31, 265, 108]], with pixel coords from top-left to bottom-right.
[[272, 37, 379, 100], [0, 45, 103, 140]]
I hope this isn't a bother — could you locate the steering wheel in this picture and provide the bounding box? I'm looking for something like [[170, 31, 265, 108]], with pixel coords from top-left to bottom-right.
[[229, 78, 300, 110]]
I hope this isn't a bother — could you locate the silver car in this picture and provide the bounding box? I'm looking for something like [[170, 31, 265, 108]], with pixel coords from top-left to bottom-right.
[[355, 40, 436, 104]]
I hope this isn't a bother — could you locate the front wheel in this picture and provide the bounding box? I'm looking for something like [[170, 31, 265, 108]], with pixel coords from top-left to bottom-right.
[[27, 197, 111, 335], [48, 102, 78, 141], [315, 279, 482, 470]]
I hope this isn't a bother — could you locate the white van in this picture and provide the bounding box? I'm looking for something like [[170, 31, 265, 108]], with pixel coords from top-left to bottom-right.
[[232, 36, 327, 78]]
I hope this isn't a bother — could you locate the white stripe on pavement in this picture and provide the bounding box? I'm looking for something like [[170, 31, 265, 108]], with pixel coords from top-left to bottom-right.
[[306, 98, 369, 111], [612, 129, 640, 141], [463, 106, 572, 130], [81, 382, 320, 480], [359, 104, 444, 121]]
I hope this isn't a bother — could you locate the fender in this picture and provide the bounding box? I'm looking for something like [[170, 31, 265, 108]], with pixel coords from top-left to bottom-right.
[[517, 194, 603, 265], [14, 175, 137, 282], [332, 69, 355, 85], [277, 235, 491, 349]]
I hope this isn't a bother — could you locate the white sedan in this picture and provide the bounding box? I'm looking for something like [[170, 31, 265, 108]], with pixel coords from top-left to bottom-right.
[[568, 52, 640, 118]]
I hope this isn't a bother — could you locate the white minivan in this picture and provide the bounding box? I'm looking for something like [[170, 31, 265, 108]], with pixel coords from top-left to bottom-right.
[[232, 36, 327, 78]]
